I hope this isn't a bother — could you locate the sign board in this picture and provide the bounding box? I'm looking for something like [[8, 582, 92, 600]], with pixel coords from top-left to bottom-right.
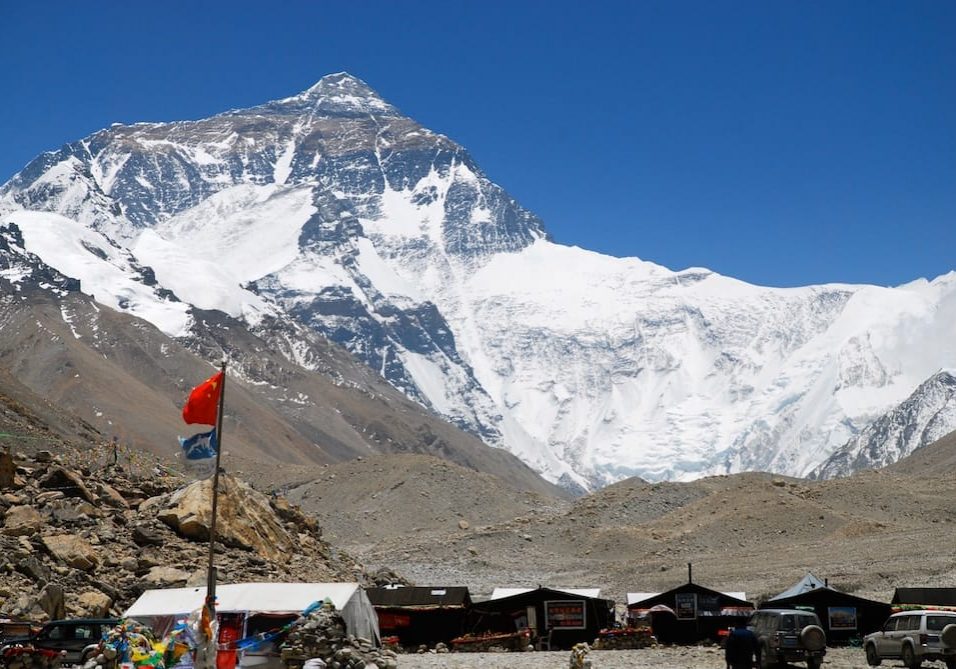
[[828, 606, 858, 631], [545, 600, 587, 629], [675, 593, 698, 620]]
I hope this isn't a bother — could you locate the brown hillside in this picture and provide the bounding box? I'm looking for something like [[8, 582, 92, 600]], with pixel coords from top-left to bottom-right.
[[0, 286, 563, 498]]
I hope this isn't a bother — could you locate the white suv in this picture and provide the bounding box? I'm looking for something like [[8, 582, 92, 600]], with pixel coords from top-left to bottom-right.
[[863, 610, 956, 668]]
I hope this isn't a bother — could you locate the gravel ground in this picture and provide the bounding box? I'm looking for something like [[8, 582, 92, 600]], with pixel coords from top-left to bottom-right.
[[397, 646, 881, 669]]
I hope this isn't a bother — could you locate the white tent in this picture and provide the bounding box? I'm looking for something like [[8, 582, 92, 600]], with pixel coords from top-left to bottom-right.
[[125, 582, 380, 661], [767, 572, 827, 601]]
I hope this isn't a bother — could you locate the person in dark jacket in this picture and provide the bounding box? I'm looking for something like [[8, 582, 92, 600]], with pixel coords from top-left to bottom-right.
[[725, 620, 757, 669]]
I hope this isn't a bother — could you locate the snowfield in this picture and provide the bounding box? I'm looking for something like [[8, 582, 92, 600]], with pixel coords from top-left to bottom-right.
[[2, 72, 954, 489]]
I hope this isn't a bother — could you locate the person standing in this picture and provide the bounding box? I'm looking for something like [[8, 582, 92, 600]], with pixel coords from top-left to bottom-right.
[[725, 620, 757, 669]]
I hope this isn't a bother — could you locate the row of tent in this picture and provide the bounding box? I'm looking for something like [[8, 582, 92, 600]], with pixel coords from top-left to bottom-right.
[[122, 576, 956, 660]]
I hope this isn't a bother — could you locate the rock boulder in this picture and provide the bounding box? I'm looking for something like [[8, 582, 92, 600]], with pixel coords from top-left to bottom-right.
[[159, 475, 295, 561], [41, 534, 99, 571]]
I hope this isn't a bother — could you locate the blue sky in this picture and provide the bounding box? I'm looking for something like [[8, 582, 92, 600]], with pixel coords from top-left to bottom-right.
[[1, 1, 953, 287]]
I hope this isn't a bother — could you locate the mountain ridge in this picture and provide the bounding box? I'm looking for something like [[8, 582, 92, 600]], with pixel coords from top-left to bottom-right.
[[2, 71, 954, 489]]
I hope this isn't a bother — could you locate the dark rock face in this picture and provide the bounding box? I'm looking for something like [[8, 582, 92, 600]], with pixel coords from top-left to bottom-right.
[[811, 371, 956, 479], [0, 224, 82, 294]]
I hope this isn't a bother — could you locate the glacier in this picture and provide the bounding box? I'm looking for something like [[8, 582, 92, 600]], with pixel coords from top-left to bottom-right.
[[2, 72, 955, 490]]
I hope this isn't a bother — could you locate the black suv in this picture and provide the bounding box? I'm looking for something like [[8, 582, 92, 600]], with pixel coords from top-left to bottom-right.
[[0, 619, 119, 664], [748, 609, 827, 669]]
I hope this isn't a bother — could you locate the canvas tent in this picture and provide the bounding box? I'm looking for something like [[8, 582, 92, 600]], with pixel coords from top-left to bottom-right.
[[627, 582, 753, 643], [468, 586, 614, 650], [770, 572, 827, 600], [892, 588, 956, 610], [366, 586, 471, 648], [764, 573, 891, 643], [125, 583, 379, 668]]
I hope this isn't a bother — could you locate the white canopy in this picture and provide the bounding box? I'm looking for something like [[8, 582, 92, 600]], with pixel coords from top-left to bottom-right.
[[125, 582, 379, 644]]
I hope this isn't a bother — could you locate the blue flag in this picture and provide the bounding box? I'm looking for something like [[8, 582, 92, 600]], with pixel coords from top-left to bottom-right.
[[178, 429, 217, 478]]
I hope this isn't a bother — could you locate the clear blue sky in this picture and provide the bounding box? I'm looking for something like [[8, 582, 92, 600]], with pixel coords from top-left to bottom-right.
[[1, 1, 953, 287]]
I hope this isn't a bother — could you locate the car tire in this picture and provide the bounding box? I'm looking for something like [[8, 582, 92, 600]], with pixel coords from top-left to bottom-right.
[[901, 643, 921, 669], [942, 624, 956, 648], [800, 624, 826, 652], [864, 643, 882, 667], [944, 658, 956, 669]]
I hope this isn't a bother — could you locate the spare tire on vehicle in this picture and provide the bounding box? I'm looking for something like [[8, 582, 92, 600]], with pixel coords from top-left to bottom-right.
[[941, 623, 956, 648], [800, 624, 826, 651]]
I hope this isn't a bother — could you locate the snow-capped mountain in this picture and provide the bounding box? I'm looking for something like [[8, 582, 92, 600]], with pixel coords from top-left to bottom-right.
[[810, 371, 956, 479], [2, 72, 955, 489]]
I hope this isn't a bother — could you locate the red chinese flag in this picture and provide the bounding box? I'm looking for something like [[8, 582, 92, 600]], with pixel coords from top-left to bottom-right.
[[182, 371, 224, 425]]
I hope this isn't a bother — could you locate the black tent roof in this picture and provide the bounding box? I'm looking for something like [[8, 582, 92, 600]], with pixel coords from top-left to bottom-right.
[[892, 588, 956, 607], [627, 581, 752, 610], [366, 586, 471, 608], [473, 587, 614, 611], [765, 585, 890, 609]]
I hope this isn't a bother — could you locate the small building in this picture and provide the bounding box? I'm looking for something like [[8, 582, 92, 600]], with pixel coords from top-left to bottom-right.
[[627, 582, 753, 644], [763, 572, 892, 644], [467, 586, 615, 650], [891, 588, 956, 611], [365, 586, 471, 648]]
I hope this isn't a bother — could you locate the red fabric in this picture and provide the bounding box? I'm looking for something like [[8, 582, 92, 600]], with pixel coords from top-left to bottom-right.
[[217, 616, 242, 669], [183, 371, 224, 425]]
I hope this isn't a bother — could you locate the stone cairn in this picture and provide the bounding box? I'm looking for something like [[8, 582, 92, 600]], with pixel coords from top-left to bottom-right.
[[568, 642, 592, 669], [279, 601, 398, 669]]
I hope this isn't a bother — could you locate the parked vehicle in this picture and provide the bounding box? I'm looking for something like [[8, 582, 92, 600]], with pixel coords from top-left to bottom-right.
[[0, 618, 119, 665], [863, 609, 956, 668], [748, 609, 826, 669]]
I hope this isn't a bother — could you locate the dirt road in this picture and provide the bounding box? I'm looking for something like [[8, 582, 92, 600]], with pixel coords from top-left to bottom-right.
[[398, 646, 875, 669]]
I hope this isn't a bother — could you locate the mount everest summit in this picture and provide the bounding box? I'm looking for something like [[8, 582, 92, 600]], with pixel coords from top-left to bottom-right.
[[1, 72, 954, 490]]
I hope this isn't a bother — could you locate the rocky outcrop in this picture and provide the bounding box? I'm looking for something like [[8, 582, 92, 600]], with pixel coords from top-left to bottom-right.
[[0, 448, 370, 622], [159, 475, 296, 561]]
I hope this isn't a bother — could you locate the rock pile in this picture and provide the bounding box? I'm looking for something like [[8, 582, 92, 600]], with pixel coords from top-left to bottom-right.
[[0, 447, 370, 621], [280, 602, 399, 669], [568, 643, 592, 669], [0, 647, 63, 669]]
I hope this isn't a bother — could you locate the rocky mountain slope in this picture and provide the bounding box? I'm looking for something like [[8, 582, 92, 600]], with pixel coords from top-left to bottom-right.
[[288, 429, 956, 605], [886, 425, 956, 475], [0, 444, 367, 622], [811, 370, 956, 479], [0, 223, 562, 498], [3, 368, 955, 623], [2, 73, 954, 488]]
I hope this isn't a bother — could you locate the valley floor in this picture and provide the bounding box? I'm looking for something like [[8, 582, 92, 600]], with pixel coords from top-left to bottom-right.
[[399, 646, 873, 669]]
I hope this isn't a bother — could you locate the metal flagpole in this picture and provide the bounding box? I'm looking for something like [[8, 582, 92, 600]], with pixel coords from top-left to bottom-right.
[[205, 360, 227, 637]]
